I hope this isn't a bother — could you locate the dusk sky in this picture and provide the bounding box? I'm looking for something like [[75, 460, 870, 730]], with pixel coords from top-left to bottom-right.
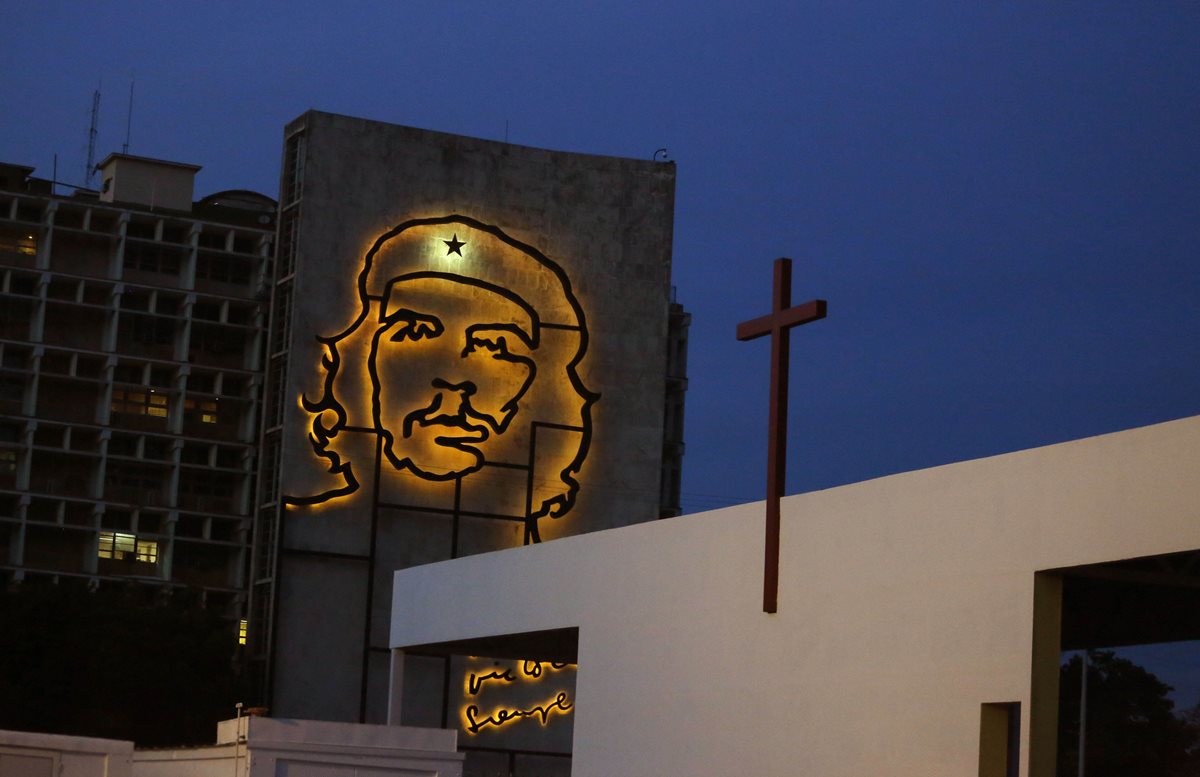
[[3, 6, 1197, 525], [3, 0, 1200, 715]]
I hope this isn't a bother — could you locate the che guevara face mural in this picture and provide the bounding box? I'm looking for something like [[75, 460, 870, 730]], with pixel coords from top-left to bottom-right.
[[284, 215, 596, 542]]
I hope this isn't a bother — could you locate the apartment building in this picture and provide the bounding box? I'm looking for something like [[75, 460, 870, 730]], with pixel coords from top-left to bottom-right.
[[0, 155, 274, 619]]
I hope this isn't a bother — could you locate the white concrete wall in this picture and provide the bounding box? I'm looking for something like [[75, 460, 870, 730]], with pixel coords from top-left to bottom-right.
[[132, 717, 462, 777], [0, 729, 133, 777], [390, 416, 1200, 777]]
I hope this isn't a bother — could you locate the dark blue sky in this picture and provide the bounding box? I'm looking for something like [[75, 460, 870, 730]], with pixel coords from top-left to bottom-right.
[[3, 2, 1197, 515]]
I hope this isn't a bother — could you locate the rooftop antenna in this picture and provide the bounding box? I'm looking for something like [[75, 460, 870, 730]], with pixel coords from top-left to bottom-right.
[[85, 86, 101, 188], [122, 77, 134, 154]]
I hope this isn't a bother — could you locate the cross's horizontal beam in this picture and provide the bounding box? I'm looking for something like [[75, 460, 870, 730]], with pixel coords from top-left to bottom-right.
[[736, 299, 827, 341]]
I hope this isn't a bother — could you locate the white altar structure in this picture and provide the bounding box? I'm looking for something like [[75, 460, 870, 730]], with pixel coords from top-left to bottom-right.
[[388, 416, 1200, 777]]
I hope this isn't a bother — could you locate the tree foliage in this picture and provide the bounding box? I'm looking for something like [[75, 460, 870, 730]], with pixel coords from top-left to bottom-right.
[[1058, 649, 1200, 777], [0, 582, 245, 746]]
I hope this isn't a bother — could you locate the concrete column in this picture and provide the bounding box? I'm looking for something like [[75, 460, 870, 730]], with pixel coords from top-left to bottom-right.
[[112, 213, 129, 280], [1028, 572, 1063, 777], [387, 649, 406, 726]]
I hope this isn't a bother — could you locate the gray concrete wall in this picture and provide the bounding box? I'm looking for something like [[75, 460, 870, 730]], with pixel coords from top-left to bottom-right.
[[266, 111, 677, 723]]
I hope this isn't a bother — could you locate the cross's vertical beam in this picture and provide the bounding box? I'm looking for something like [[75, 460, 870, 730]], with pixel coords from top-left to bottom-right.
[[764, 259, 791, 614], [736, 257, 826, 613]]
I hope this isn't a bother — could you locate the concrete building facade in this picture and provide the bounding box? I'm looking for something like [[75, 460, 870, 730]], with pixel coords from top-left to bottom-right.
[[0, 156, 275, 616], [248, 112, 688, 735]]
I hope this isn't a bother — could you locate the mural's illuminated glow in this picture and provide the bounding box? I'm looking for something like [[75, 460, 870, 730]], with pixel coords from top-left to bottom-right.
[[285, 215, 597, 542], [463, 660, 572, 694], [464, 692, 573, 734], [461, 659, 576, 735], [372, 276, 536, 480]]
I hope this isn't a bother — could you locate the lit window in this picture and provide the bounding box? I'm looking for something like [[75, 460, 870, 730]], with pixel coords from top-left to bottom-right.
[[0, 449, 15, 472], [111, 389, 169, 418], [98, 531, 158, 563], [238, 619, 248, 646], [184, 398, 219, 424], [0, 233, 37, 256]]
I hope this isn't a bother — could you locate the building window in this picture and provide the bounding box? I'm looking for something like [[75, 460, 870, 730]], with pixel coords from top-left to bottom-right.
[[191, 326, 241, 358], [124, 242, 180, 275], [130, 318, 174, 347], [113, 363, 145, 384], [0, 376, 25, 402], [125, 221, 156, 240], [196, 252, 252, 285], [198, 231, 228, 250], [238, 619, 248, 646], [105, 464, 165, 506], [0, 449, 16, 473], [98, 531, 158, 564], [121, 316, 175, 352], [178, 470, 234, 512], [0, 230, 37, 256], [111, 389, 169, 418], [184, 397, 218, 424]]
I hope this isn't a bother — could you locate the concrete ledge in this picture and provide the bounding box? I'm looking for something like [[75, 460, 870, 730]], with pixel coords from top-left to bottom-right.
[[0, 728, 133, 777], [132, 717, 463, 777]]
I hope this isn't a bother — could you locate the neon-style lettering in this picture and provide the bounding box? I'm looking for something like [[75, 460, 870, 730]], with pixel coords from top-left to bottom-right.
[[467, 667, 516, 695], [520, 660, 570, 678], [464, 692, 573, 734]]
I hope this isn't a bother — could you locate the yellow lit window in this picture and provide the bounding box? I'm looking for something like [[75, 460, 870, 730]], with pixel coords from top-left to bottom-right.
[[98, 531, 158, 563], [0, 234, 37, 256], [0, 449, 15, 473], [238, 619, 248, 646], [147, 395, 168, 417], [111, 389, 169, 418], [184, 398, 219, 424]]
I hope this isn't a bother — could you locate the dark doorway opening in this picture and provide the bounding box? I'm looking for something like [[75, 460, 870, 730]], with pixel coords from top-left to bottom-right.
[[1054, 550, 1200, 777], [398, 627, 578, 777]]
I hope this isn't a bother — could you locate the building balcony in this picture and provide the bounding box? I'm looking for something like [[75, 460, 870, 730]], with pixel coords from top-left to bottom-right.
[[41, 309, 108, 351], [172, 540, 237, 589], [102, 485, 169, 509], [48, 232, 114, 278], [21, 524, 91, 575], [27, 473, 96, 499], [0, 248, 36, 270], [35, 379, 101, 424]]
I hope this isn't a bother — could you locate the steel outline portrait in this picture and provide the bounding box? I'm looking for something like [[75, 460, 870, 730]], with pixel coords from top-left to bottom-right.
[[285, 215, 596, 537]]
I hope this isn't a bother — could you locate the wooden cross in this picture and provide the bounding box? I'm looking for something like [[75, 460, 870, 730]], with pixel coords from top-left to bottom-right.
[[736, 258, 826, 613]]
